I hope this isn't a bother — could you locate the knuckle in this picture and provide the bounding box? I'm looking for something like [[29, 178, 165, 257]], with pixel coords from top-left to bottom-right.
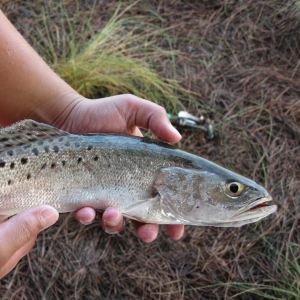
[[122, 94, 138, 104], [151, 105, 167, 121], [157, 105, 167, 115], [123, 93, 135, 98]]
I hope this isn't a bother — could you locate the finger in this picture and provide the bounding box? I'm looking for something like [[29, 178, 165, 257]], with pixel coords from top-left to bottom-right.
[[99, 207, 124, 234], [111, 95, 182, 142], [74, 207, 96, 225], [0, 238, 36, 279], [132, 220, 158, 243], [165, 224, 184, 240], [0, 205, 58, 269]]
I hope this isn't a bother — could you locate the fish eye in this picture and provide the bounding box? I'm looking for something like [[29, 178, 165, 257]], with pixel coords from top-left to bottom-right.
[[226, 182, 244, 197]]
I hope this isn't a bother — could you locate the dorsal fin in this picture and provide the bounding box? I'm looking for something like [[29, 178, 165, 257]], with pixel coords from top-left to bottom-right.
[[0, 119, 68, 153]]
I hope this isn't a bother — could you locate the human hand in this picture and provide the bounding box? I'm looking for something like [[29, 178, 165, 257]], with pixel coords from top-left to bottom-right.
[[52, 94, 184, 242], [0, 206, 58, 279]]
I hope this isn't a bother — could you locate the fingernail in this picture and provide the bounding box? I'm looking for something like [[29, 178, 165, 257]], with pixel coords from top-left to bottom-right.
[[168, 123, 182, 139], [104, 229, 119, 235], [104, 216, 120, 227], [40, 208, 58, 228], [103, 207, 121, 227], [105, 220, 125, 235], [80, 220, 92, 226]]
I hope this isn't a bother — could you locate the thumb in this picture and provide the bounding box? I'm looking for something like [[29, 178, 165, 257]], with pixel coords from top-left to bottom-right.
[[0, 205, 58, 269], [114, 95, 182, 143]]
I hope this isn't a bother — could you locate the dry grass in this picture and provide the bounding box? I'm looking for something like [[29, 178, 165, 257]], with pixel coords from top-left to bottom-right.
[[0, 0, 300, 299]]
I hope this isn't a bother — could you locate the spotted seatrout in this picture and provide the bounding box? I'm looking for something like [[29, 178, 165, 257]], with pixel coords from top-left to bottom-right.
[[0, 120, 277, 227]]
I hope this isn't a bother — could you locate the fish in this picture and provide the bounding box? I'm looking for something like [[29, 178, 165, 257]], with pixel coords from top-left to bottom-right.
[[0, 120, 277, 227]]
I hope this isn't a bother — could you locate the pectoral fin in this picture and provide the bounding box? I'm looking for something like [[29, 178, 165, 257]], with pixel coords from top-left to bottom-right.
[[0, 215, 9, 221], [120, 196, 162, 221]]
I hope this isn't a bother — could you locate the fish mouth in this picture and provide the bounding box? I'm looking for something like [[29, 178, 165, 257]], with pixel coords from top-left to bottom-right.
[[233, 196, 277, 219]]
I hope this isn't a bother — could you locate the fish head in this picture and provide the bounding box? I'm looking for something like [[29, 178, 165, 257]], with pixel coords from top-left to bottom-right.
[[154, 166, 277, 227]]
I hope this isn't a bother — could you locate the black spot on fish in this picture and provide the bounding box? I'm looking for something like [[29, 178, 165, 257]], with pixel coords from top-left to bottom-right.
[[26, 132, 32, 136], [87, 145, 93, 150], [8, 180, 12, 185], [196, 206, 199, 208], [21, 158, 28, 165], [4, 144, 13, 148], [62, 160, 66, 166], [28, 138, 37, 142], [38, 128, 49, 132], [65, 142, 70, 147], [27, 174, 31, 180], [24, 144, 32, 149], [51, 163, 56, 169], [0, 160, 5, 168], [37, 141, 44, 146], [94, 156, 99, 161], [32, 148, 39, 155], [10, 162, 15, 169], [75, 142, 80, 148], [7, 150, 13, 156], [0, 138, 9, 142], [36, 133, 45, 138], [58, 137, 64, 142], [53, 146, 59, 152], [31, 122, 38, 127], [41, 163, 46, 169], [77, 157, 82, 163], [44, 146, 49, 152]]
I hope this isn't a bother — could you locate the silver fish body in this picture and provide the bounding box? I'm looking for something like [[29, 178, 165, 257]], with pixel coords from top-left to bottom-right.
[[0, 120, 277, 227]]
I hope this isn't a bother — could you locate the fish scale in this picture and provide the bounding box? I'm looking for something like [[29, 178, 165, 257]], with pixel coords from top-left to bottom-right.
[[0, 120, 277, 227]]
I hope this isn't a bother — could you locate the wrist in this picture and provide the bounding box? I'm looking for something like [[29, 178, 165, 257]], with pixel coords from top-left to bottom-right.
[[28, 89, 85, 129], [0, 10, 86, 127]]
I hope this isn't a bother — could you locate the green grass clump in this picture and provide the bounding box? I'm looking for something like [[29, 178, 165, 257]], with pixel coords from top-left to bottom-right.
[[30, 0, 189, 112], [163, 233, 300, 299], [227, 237, 300, 299]]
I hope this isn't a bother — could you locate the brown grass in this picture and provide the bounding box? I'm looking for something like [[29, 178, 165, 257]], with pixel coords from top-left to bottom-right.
[[0, 0, 300, 299]]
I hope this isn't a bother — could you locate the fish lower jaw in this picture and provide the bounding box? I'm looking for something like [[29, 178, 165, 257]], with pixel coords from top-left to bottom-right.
[[210, 204, 277, 227], [189, 206, 277, 227], [231, 204, 277, 222], [224, 197, 277, 225], [233, 197, 274, 217]]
